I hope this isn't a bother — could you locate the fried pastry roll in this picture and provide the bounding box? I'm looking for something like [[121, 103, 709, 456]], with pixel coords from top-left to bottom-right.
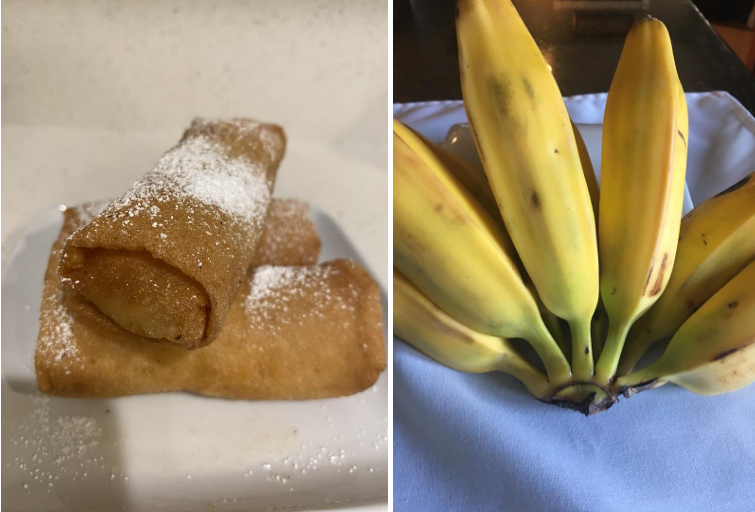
[[36, 206, 386, 399], [58, 119, 285, 349]]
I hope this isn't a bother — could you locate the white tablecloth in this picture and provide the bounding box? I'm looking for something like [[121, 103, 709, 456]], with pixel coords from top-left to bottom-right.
[[393, 92, 755, 512]]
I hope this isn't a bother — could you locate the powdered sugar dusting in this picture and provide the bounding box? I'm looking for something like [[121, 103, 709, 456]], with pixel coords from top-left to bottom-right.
[[60, 202, 109, 248], [8, 394, 111, 494], [37, 295, 79, 370], [245, 265, 360, 333], [77, 202, 108, 225], [105, 135, 271, 224], [189, 117, 259, 133], [256, 200, 318, 265]]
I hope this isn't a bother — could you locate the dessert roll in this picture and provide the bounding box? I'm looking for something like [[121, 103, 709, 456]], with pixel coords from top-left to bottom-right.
[[36, 207, 386, 399], [252, 198, 321, 267], [58, 118, 285, 349]]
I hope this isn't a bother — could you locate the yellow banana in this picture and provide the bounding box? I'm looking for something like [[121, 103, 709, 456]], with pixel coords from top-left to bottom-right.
[[393, 118, 571, 383], [393, 268, 549, 398], [411, 125, 572, 357], [572, 120, 606, 358], [434, 119, 598, 225], [618, 172, 755, 374], [594, 18, 689, 384], [617, 260, 755, 396], [457, 0, 599, 379], [421, 131, 503, 226], [572, 120, 600, 218], [423, 130, 572, 354], [591, 301, 608, 359], [532, 285, 570, 358]]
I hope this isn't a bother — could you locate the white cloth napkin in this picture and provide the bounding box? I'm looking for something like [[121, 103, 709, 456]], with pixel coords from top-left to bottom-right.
[[393, 92, 755, 512]]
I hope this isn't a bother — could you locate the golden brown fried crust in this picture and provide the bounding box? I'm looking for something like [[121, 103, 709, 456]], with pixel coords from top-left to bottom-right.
[[59, 119, 286, 348], [36, 205, 385, 400]]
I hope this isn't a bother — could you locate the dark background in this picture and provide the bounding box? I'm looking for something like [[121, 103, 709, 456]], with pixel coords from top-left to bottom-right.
[[394, 0, 755, 115]]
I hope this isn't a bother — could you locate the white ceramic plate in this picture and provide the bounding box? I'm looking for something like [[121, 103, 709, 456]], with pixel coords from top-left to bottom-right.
[[1, 206, 388, 512]]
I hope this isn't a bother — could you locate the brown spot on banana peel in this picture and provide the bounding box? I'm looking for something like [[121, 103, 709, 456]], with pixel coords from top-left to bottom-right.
[[403, 233, 429, 253], [678, 129, 686, 147], [522, 78, 535, 101], [686, 300, 697, 313], [711, 345, 745, 362], [584, 347, 589, 355], [487, 77, 512, 122], [714, 175, 751, 198], [643, 255, 656, 292], [646, 253, 669, 297], [396, 137, 471, 227], [530, 191, 541, 209], [728, 301, 738, 309], [455, 212, 470, 225]]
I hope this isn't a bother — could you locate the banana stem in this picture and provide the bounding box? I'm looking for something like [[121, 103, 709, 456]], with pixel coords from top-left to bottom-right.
[[526, 320, 572, 385], [615, 329, 655, 376], [502, 360, 551, 400], [591, 301, 608, 358], [544, 311, 569, 358], [594, 320, 632, 385], [569, 318, 594, 380], [545, 381, 619, 415], [613, 365, 667, 397]]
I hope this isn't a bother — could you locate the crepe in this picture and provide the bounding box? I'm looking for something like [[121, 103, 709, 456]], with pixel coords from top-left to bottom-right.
[[36, 206, 386, 399], [253, 198, 321, 267], [58, 118, 285, 349], [64, 197, 320, 268]]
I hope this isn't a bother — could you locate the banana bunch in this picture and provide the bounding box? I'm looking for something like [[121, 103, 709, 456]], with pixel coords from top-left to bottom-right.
[[393, 0, 755, 415]]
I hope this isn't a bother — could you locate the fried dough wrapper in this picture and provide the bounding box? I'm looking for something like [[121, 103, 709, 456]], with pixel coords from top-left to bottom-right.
[[58, 118, 285, 349], [253, 198, 321, 267], [36, 207, 386, 399]]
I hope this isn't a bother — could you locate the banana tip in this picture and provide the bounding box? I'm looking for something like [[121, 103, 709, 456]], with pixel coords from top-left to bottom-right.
[[637, 15, 660, 23]]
